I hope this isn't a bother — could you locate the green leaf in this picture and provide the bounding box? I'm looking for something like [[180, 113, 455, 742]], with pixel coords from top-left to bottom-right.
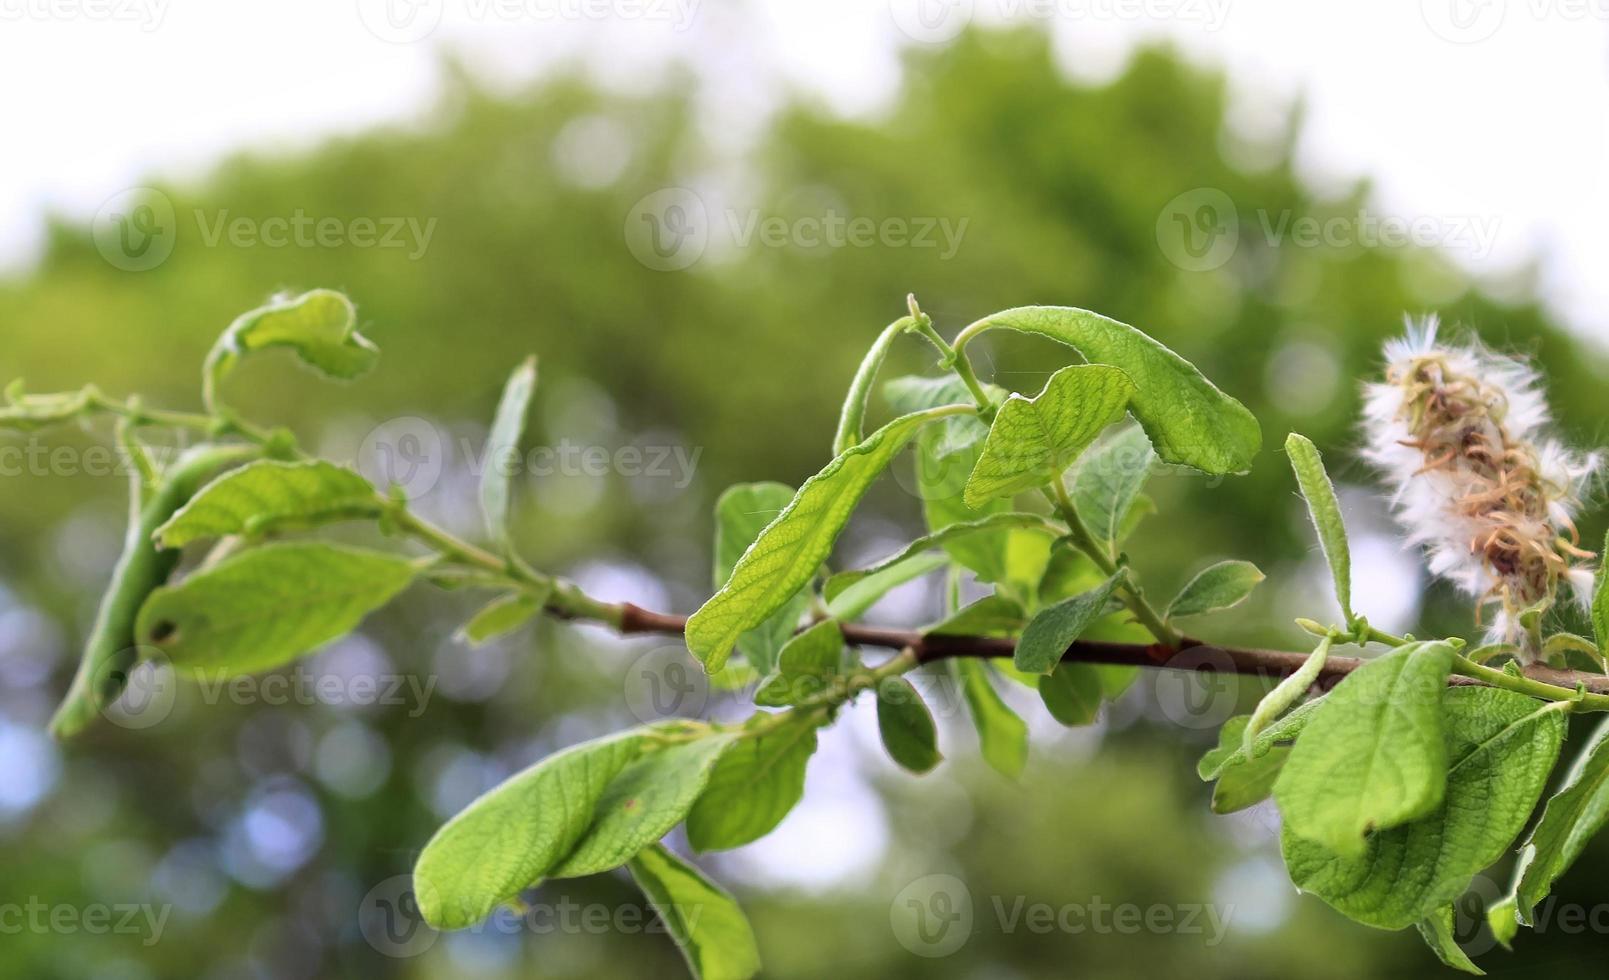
[[951, 659, 1028, 777], [689, 407, 961, 671], [135, 542, 417, 675], [1014, 574, 1123, 674], [968, 306, 1261, 475], [480, 357, 537, 546], [627, 844, 761, 980], [925, 595, 1027, 638], [824, 552, 948, 621], [1212, 745, 1290, 814], [206, 290, 378, 392], [876, 677, 942, 774], [754, 620, 846, 708], [0, 386, 94, 432], [1165, 560, 1264, 620], [552, 734, 737, 879], [1416, 906, 1485, 975], [1274, 641, 1456, 857], [1286, 433, 1353, 619], [1593, 532, 1609, 655], [712, 482, 810, 675], [1038, 662, 1102, 726], [1198, 701, 1323, 782], [1284, 688, 1567, 930], [416, 731, 645, 929], [686, 722, 818, 851], [1069, 423, 1154, 558], [153, 460, 380, 547], [833, 318, 907, 456], [1510, 713, 1609, 924], [455, 588, 549, 647], [963, 364, 1134, 509], [1242, 634, 1332, 753], [823, 512, 1056, 613], [883, 374, 998, 459], [1486, 897, 1519, 951]]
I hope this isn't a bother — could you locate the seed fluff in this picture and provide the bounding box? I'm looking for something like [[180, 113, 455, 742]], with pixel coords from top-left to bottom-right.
[[1362, 315, 1598, 659]]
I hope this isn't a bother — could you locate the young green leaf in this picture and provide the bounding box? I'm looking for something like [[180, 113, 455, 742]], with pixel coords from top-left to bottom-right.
[[1284, 688, 1567, 930], [51, 443, 262, 738], [824, 552, 948, 621], [455, 588, 549, 647], [1286, 433, 1353, 620], [876, 677, 942, 774], [415, 731, 645, 929], [1274, 641, 1456, 857], [1069, 423, 1155, 558], [823, 512, 1056, 614], [153, 460, 381, 547], [1242, 634, 1332, 754], [754, 620, 846, 708], [689, 407, 963, 671], [832, 318, 907, 455], [627, 844, 762, 980], [883, 374, 997, 459], [1014, 574, 1123, 674], [1416, 906, 1484, 975], [134, 542, 417, 676], [205, 290, 379, 398], [1509, 713, 1609, 924], [1165, 560, 1264, 620], [1038, 662, 1102, 726], [552, 734, 737, 879], [951, 659, 1028, 778], [1198, 700, 1323, 782], [0, 386, 94, 432], [965, 306, 1261, 475], [963, 364, 1135, 509], [1211, 745, 1290, 815], [713, 482, 809, 676], [1486, 897, 1519, 951], [480, 356, 537, 546], [686, 722, 818, 851], [925, 595, 1028, 638]]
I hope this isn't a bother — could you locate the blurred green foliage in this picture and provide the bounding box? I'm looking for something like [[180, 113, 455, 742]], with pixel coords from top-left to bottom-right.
[[2, 26, 1606, 979]]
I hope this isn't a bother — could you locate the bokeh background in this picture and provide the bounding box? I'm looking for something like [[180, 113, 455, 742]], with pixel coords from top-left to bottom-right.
[[3, 3, 1609, 978]]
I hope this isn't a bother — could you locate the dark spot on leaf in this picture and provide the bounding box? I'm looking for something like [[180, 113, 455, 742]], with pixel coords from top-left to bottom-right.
[[149, 621, 178, 644], [623, 798, 639, 812]]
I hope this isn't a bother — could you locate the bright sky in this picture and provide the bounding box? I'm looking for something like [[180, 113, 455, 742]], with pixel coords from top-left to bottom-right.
[[2, 0, 1606, 333]]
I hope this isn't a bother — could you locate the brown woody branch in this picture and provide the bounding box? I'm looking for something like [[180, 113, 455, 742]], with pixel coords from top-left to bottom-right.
[[614, 603, 1609, 695]]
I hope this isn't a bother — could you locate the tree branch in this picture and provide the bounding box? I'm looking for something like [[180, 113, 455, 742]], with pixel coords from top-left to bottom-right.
[[613, 603, 1609, 695]]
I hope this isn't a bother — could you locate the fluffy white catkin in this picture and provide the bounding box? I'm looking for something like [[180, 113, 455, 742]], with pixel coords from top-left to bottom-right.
[[1362, 316, 1598, 659]]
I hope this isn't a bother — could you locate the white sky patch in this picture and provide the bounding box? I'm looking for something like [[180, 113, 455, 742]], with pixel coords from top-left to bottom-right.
[[2, 1, 1605, 338]]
